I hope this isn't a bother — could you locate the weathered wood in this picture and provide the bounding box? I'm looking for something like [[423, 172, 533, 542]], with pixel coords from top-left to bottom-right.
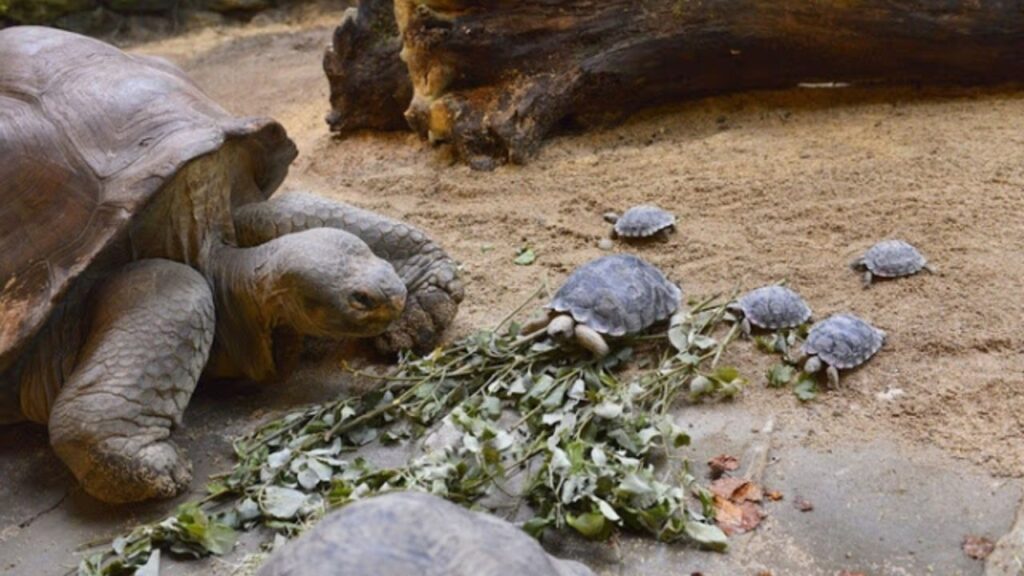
[[388, 0, 1024, 169], [323, 0, 411, 133]]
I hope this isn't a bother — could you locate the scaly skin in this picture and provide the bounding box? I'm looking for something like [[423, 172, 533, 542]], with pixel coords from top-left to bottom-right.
[[48, 260, 215, 504], [234, 193, 464, 354]]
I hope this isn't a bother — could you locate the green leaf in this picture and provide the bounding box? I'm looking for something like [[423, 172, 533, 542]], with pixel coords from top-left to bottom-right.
[[135, 549, 160, 576], [262, 486, 308, 520], [514, 248, 536, 265], [691, 334, 718, 350], [668, 325, 689, 352], [711, 365, 741, 384], [522, 515, 554, 538], [793, 377, 818, 401], [567, 511, 607, 539], [619, 473, 656, 496], [593, 401, 623, 419], [689, 375, 713, 399], [766, 363, 796, 388], [684, 520, 729, 551], [594, 498, 622, 522]]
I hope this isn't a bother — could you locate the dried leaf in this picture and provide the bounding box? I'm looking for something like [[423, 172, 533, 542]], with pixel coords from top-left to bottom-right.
[[713, 496, 765, 535], [514, 248, 536, 265], [795, 498, 814, 512], [707, 454, 739, 478], [710, 477, 749, 500], [765, 490, 784, 501], [962, 535, 995, 560]]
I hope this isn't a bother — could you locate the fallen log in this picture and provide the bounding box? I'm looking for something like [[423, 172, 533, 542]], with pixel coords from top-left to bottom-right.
[[323, 0, 411, 133], [386, 0, 1024, 169]]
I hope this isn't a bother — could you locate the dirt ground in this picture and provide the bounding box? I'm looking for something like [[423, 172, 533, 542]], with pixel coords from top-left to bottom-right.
[[4, 2, 1024, 574], [135, 4, 1024, 477]]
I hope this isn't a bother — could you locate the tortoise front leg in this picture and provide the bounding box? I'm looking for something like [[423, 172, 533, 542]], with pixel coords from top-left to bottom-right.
[[234, 193, 463, 354], [850, 257, 874, 287], [48, 260, 214, 503], [573, 324, 610, 358]]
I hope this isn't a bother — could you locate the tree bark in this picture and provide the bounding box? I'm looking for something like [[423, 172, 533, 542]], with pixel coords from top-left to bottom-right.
[[390, 0, 1024, 169], [323, 0, 411, 134]]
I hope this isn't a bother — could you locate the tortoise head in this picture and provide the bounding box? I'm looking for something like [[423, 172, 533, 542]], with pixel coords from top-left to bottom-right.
[[267, 228, 407, 338]]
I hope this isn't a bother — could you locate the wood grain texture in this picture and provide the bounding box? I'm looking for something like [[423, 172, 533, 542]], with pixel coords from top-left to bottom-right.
[[323, 0, 412, 133], [381, 0, 1024, 168]]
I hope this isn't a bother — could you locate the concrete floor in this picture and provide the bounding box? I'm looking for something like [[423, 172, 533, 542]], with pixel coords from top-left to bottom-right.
[[3, 376, 1021, 576]]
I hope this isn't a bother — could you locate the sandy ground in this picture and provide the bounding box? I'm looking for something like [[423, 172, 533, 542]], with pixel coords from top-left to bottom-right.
[[3, 3, 1024, 574], [136, 8, 1024, 477]]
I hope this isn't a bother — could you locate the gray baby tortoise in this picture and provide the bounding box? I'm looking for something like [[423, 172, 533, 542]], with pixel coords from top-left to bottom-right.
[[523, 255, 681, 357], [256, 492, 594, 576], [851, 240, 934, 287], [0, 27, 461, 504], [792, 314, 886, 388], [729, 285, 812, 337], [604, 204, 676, 240]]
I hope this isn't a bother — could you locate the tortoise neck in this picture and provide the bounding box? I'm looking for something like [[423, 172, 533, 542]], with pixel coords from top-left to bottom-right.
[[205, 243, 282, 382]]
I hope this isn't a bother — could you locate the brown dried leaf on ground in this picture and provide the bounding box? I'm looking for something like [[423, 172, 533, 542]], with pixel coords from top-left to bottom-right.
[[795, 498, 814, 512], [711, 476, 767, 535], [766, 490, 784, 501], [708, 454, 740, 478], [962, 535, 995, 560], [710, 477, 763, 502], [713, 495, 766, 535]]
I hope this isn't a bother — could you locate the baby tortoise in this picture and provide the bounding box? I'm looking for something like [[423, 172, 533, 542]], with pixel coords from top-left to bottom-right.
[[256, 492, 594, 576], [604, 204, 676, 241], [791, 313, 885, 387], [729, 285, 812, 337], [522, 255, 681, 357], [851, 240, 934, 287]]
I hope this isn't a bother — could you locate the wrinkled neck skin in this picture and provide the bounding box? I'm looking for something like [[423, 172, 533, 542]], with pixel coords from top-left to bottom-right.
[[202, 243, 283, 383]]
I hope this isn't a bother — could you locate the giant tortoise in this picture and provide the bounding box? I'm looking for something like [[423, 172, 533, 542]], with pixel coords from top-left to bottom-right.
[[257, 491, 594, 576], [0, 27, 462, 503]]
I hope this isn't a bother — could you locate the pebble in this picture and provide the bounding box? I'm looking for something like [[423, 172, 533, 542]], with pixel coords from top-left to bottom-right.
[[598, 238, 614, 251]]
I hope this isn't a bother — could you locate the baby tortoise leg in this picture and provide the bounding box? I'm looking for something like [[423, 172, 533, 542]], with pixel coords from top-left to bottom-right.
[[574, 324, 610, 358], [233, 193, 463, 355], [826, 365, 840, 388], [802, 355, 840, 388], [725, 304, 752, 339], [49, 260, 214, 504], [519, 311, 553, 335], [850, 257, 873, 287]]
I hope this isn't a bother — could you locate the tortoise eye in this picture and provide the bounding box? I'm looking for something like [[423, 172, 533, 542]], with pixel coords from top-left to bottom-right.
[[350, 291, 376, 310]]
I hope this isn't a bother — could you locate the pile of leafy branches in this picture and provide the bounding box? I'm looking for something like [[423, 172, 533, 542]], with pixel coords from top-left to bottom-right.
[[78, 293, 747, 575]]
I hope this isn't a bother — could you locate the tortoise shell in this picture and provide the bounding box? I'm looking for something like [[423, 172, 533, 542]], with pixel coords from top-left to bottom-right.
[[613, 205, 676, 238], [256, 492, 593, 576], [0, 26, 296, 375], [802, 313, 885, 370], [548, 254, 681, 336], [737, 285, 812, 330], [862, 240, 928, 278]]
